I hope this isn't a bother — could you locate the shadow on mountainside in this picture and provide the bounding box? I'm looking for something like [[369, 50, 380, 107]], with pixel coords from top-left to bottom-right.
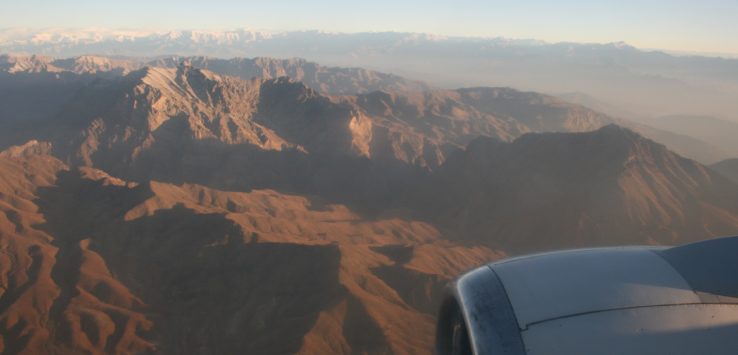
[[87, 129, 429, 220], [31, 169, 389, 354]]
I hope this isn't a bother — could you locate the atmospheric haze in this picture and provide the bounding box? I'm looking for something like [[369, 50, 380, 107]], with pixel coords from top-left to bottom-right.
[[1, 4, 738, 354]]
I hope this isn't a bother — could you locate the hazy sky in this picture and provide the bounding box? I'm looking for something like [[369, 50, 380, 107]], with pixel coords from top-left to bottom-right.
[[3, 0, 738, 55]]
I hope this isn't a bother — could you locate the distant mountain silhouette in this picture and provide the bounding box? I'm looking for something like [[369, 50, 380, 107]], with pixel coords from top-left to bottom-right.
[[1, 54, 430, 95], [2, 29, 737, 120], [648, 115, 738, 158]]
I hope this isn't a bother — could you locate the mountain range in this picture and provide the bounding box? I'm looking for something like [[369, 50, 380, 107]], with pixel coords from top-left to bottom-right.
[[1, 54, 730, 164], [2, 28, 737, 121], [0, 148, 501, 354], [1, 54, 738, 354], [647, 115, 738, 158], [0, 54, 430, 95], [412, 125, 738, 252]]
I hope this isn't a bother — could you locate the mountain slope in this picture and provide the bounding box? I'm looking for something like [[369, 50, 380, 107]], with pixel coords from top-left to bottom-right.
[[48, 65, 297, 168], [619, 121, 729, 164], [647, 115, 738, 157], [0, 54, 136, 75], [339, 87, 617, 168], [3, 128, 737, 353], [711, 158, 738, 184], [0, 148, 501, 354], [413, 125, 738, 252], [1, 54, 431, 96], [150, 56, 432, 95], [13, 64, 726, 216], [3, 112, 738, 353], [0, 69, 98, 150], [2, 53, 730, 164], [40, 65, 615, 173]]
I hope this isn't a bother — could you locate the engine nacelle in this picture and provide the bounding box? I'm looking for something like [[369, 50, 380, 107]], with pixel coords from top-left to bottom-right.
[[436, 236, 738, 355]]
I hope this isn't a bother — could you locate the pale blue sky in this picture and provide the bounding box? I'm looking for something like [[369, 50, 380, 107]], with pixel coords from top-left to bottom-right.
[[3, 0, 738, 55]]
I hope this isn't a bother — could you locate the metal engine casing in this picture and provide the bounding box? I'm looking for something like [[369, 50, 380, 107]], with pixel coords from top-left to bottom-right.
[[436, 237, 738, 355]]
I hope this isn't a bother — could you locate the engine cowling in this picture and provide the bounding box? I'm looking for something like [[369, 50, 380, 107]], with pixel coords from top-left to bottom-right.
[[436, 236, 738, 355]]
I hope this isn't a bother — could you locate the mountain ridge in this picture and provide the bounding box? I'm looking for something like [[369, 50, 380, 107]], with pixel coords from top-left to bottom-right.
[[2, 51, 738, 354], [3, 28, 736, 120], [0, 147, 501, 354], [2, 120, 738, 353], [410, 125, 738, 252], [3, 53, 727, 164], [1, 54, 431, 95]]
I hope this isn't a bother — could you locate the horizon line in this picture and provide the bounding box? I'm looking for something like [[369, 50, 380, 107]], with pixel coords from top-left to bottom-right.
[[2, 27, 738, 59]]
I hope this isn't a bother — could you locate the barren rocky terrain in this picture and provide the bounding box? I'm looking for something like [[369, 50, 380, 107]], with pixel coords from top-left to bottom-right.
[[1, 58, 737, 354]]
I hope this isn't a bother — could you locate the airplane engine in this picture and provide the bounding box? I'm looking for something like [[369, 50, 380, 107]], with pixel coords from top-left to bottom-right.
[[436, 236, 738, 355]]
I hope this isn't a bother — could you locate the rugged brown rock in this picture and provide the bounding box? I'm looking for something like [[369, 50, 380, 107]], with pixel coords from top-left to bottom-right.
[[149, 56, 432, 95], [2, 57, 738, 354], [2, 54, 726, 164], [0, 150, 500, 354], [39, 65, 618, 171], [0, 54, 137, 75], [1, 54, 430, 95], [415, 125, 738, 253]]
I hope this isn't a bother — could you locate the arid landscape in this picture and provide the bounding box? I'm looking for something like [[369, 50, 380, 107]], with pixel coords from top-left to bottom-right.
[[0, 51, 737, 354], [2, 4, 738, 353]]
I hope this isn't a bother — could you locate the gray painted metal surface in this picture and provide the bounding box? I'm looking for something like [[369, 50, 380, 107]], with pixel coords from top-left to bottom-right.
[[435, 236, 738, 355], [492, 247, 698, 329], [522, 304, 738, 355], [440, 266, 526, 355], [658, 237, 738, 303]]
